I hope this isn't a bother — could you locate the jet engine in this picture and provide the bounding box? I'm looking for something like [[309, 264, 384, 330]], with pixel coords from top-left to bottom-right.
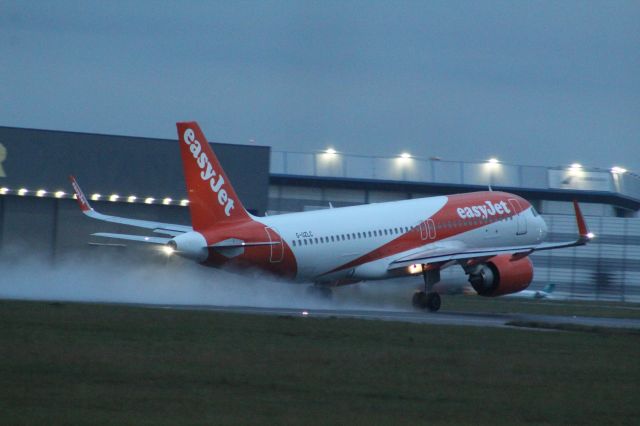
[[468, 255, 533, 297]]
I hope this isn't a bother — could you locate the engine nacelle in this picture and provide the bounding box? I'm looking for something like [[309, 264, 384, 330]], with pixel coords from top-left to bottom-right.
[[468, 255, 533, 297], [168, 231, 208, 262]]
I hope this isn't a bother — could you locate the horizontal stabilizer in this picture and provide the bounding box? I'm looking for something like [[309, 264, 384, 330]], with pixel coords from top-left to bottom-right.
[[92, 233, 171, 245]]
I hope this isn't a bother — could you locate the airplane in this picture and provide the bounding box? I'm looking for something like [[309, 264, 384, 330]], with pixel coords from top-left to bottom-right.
[[504, 283, 556, 299], [437, 282, 557, 299], [69, 121, 593, 312]]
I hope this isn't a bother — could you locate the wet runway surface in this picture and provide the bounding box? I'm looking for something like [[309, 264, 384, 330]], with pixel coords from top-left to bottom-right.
[[145, 304, 640, 330]]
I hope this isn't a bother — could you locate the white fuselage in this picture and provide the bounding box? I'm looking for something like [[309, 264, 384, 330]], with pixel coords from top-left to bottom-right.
[[258, 195, 547, 282]]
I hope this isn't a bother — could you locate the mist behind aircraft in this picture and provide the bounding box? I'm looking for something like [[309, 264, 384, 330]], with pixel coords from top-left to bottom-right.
[[0, 249, 424, 311]]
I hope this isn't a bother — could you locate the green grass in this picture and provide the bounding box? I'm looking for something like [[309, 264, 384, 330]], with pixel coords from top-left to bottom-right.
[[439, 296, 640, 319], [334, 285, 640, 319], [1, 300, 639, 425]]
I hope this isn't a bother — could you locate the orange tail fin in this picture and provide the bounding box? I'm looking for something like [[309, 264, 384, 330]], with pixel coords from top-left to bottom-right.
[[176, 121, 251, 231]]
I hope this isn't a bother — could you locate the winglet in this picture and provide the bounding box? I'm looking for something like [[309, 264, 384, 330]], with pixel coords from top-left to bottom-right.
[[573, 200, 592, 241], [69, 175, 93, 213]]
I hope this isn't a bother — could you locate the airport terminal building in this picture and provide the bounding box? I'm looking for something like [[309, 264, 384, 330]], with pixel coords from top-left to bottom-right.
[[1, 126, 639, 301]]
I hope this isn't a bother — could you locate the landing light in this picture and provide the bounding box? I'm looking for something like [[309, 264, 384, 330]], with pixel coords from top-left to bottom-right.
[[488, 158, 499, 164], [127, 195, 137, 203], [0, 187, 8, 195], [54, 191, 65, 198], [325, 148, 337, 155], [400, 152, 411, 159], [180, 199, 189, 206], [611, 166, 627, 175], [144, 197, 154, 204], [162, 245, 175, 256], [91, 193, 101, 201], [36, 189, 46, 197], [109, 194, 119, 202], [570, 163, 582, 169], [18, 188, 28, 196], [162, 197, 172, 205], [587, 232, 595, 240], [408, 264, 423, 274]]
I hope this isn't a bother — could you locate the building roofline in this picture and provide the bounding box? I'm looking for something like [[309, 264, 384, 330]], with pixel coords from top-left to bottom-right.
[[270, 174, 640, 211], [0, 125, 270, 150]]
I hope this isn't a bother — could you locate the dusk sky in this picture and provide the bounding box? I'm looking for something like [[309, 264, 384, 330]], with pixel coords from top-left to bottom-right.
[[2, 1, 638, 172]]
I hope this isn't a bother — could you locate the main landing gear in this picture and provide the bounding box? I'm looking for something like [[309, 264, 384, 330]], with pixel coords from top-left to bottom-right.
[[412, 268, 441, 312]]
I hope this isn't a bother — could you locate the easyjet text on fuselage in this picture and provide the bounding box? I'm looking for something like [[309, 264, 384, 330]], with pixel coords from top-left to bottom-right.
[[456, 200, 511, 219]]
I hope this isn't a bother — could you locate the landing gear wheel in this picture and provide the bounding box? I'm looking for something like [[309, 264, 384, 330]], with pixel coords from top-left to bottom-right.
[[412, 291, 427, 309], [426, 292, 441, 312]]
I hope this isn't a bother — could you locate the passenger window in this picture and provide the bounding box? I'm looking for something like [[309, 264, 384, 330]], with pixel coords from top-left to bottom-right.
[[315, 238, 319, 244], [292, 240, 296, 247], [368, 231, 372, 237], [304, 239, 308, 245]]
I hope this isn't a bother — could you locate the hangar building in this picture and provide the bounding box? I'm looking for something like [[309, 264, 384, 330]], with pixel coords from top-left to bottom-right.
[[1, 125, 639, 302]]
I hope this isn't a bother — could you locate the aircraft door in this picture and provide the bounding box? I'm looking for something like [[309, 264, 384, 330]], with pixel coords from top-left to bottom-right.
[[420, 220, 437, 240], [420, 221, 428, 240], [508, 199, 527, 235], [264, 227, 284, 263], [427, 219, 436, 239]]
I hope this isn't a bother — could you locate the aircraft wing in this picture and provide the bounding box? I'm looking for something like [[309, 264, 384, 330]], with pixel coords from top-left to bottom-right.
[[388, 200, 592, 271], [70, 176, 192, 237]]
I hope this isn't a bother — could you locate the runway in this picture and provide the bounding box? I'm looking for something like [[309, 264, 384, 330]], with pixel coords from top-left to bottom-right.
[[146, 304, 640, 330]]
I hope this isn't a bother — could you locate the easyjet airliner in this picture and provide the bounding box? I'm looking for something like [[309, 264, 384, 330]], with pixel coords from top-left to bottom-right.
[[70, 122, 592, 312]]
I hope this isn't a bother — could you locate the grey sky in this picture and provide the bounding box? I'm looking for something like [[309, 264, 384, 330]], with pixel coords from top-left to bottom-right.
[[1, 1, 638, 172]]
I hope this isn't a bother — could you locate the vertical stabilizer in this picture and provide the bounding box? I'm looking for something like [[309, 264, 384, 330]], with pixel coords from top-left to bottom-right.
[[176, 122, 251, 231]]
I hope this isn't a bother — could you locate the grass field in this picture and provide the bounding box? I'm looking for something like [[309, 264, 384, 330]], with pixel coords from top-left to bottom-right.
[[1, 300, 639, 425]]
